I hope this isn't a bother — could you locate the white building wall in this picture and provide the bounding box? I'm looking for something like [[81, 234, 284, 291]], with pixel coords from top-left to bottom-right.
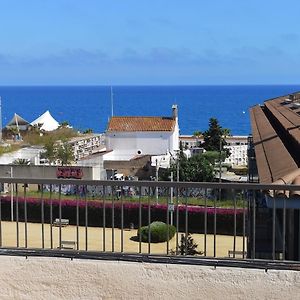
[[224, 145, 248, 166], [106, 130, 178, 160], [0, 147, 44, 165], [170, 122, 180, 153], [76, 155, 106, 180]]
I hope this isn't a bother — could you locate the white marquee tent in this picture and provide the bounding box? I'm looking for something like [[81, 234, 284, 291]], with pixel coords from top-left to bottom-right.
[[31, 110, 59, 131]]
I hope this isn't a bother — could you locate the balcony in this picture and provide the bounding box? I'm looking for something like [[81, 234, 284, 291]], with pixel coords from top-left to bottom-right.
[[0, 178, 300, 266]]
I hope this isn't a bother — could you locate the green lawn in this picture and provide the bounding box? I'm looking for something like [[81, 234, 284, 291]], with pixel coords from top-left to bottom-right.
[[14, 190, 246, 208]]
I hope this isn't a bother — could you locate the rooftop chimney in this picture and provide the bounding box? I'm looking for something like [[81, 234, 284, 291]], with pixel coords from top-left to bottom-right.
[[172, 104, 178, 120]]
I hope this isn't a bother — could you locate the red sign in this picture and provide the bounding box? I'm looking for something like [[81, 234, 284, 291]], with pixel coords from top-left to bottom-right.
[[56, 167, 83, 179]]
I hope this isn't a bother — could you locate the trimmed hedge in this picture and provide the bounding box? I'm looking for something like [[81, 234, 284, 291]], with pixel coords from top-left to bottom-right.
[[0, 196, 246, 235], [138, 221, 176, 243]]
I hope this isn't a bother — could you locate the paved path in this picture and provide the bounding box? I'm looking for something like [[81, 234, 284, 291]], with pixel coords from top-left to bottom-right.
[[1, 221, 245, 257]]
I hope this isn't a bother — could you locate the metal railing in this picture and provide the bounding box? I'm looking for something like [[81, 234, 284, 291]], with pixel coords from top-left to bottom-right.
[[0, 178, 300, 264]]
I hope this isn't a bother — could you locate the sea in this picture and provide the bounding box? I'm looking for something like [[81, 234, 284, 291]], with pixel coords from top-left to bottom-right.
[[0, 85, 299, 136]]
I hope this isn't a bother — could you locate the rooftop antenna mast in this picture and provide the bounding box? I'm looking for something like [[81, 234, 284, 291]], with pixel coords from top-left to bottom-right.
[[110, 86, 114, 117]]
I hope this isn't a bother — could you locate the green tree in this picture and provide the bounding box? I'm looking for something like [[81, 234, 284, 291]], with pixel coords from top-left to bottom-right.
[[59, 121, 70, 129], [83, 128, 93, 134], [163, 153, 214, 182], [42, 138, 57, 164], [202, 118, 230, 158], [56, 142, 74, 166], [202, 150, 227, 164], [178, 233, 202, 255], [183, 154, 214, 182]]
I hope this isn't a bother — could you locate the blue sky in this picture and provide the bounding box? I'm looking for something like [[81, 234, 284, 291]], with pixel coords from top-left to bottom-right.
[[0, 0, 300, 85]]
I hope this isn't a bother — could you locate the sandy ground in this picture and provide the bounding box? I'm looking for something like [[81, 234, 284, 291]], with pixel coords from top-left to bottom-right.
[[0, 256, 299, 299], [0, 221, 245, 257]]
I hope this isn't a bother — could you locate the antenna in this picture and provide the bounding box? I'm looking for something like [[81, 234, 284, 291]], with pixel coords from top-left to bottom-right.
[[110, 86, 114, 117]]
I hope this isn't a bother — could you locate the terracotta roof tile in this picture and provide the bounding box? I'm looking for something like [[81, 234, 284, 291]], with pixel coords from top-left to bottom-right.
[[107, 116, 175, 132]]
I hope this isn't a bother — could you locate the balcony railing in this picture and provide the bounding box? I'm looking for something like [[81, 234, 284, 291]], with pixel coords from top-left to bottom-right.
[[0, 178, 300, 264]]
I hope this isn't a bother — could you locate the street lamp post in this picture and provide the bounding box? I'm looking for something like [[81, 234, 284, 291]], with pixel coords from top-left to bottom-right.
[[155, 159, 159, 204], [219, 137, 222, 183], [170, 171, 174, 225]]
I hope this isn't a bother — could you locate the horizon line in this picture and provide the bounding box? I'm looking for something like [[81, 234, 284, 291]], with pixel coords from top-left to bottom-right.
[[0, 83, 300, 88]]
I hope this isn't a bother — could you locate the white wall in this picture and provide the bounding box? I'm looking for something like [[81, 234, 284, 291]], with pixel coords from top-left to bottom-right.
[[0, 257, 299, 299], [0, 147, 43, 165], [106, 130, 179, 160], [76, 155, 106, 180], [225, 145, 248, 166]]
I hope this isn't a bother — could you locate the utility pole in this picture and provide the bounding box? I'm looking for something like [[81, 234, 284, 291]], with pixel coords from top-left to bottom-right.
[[219, 137, 222, 183], [176, 153, 179, 183], [111, 86, 114, 117]]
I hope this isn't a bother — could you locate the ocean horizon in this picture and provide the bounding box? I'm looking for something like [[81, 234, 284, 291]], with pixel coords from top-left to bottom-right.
[[1, 84, 299, 135]]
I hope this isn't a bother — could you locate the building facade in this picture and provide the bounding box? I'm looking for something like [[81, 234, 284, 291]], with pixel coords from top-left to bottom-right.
[[105, 105, 179, 161]]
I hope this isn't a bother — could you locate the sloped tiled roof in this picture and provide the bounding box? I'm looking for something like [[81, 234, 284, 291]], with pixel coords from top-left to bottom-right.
[[250, 105, 298, 183], [250, 91, 300, 184], [107, 116, 176, 132]]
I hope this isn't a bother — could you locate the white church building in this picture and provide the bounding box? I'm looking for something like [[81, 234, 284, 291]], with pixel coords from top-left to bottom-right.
[[104, 105, 179, 161]]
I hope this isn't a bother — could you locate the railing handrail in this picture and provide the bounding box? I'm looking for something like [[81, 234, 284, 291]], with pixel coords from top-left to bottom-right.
[[0, 177, 300, 191]]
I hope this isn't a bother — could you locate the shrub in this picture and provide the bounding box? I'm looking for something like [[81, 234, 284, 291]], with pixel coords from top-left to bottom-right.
[[178, 233, 202, 255], [137, 221, 176, 243], [0, 196, 246, 235]]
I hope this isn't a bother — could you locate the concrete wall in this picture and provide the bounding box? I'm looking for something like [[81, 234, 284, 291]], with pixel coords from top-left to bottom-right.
[[0, 165, 95, 180], [0, 256, 299, 299]]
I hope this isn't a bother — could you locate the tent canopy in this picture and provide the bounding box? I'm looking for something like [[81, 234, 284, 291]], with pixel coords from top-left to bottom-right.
[[6, 113, 30, 129], [31, 110, 59, 131]]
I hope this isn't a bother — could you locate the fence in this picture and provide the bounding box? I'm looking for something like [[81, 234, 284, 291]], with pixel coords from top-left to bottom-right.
[[0, 177, 300, 263]]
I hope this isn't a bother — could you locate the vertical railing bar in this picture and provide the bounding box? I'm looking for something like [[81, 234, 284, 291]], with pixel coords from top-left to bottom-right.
[[0, 188, 2, 248], [24, 184, 28, 248], [242, 190, 246, 259], [233, 189, 237, 259], [213, 190, 217, 258], [112, 185, 115, 253], [252, 190, 256, 259], [16, 184, 19, 248], [120, 187, 124, 253], [76, 185, 79, 251], [166, 186, 170, 255], [102, 185, 106, 252], [50, 185, 53, 249], [41, 184, 45, 249], [175, 186, 179, 255], [185, 188, 188, 256], [138, 186, 142, 254], [282, 192, 286, 261], [58, 184, 62, 249], [85, 185, 88, 251], [148, 186, 151, 254], [204, 189, 207, 257], [272, 189, 276, 260]]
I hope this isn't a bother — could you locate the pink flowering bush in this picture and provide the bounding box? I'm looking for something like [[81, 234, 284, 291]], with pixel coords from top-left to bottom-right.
[[0, 196, 246, 235]]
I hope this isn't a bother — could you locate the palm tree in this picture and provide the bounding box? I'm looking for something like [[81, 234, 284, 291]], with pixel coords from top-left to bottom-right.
[[12, 158, 30, 165]]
